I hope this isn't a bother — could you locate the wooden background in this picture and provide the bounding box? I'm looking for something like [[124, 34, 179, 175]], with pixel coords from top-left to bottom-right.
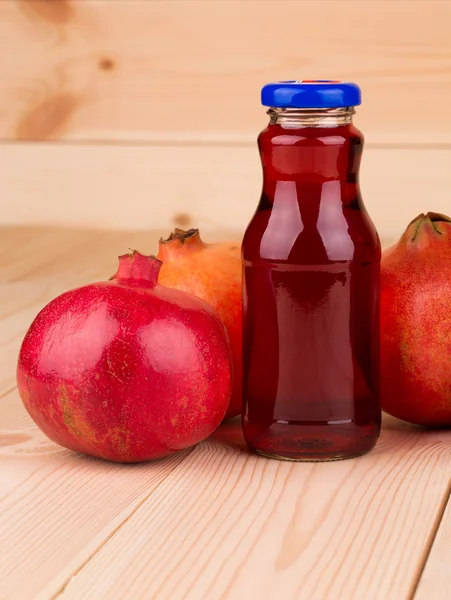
[[1, 4, 451, 597], [1, 0, 451, 239]]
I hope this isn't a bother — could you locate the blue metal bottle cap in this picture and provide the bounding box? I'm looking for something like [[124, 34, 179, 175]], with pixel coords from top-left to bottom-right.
[[261, 80, 361, 108]]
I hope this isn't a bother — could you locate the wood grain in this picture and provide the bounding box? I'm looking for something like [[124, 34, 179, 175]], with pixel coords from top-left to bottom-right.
[[415, 491, 451, 600], [55, 417, 451, 600], [0, 1, 450, 144], [0, 226, 238, 284], [0, 389, 193, 600], [1, 143, 450, 240], [1, 227, 450, 600]]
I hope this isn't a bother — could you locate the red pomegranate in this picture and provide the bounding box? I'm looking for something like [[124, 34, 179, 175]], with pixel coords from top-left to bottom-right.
[[381, 212, 451, 426], [17, 252, 232, 462], [158, 228, 242, 419]]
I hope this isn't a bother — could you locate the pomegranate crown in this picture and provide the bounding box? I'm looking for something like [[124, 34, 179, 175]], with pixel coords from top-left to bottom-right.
[[110, 250, 162, 285], [402, 212, 451, 245]]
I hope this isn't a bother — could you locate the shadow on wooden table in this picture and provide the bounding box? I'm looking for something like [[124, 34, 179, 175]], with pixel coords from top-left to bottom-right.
[[211, 417, 249, 453], [211, 412, 451, 458]]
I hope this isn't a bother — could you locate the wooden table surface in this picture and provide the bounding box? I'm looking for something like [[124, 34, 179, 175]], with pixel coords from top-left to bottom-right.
[[1, 227, 450, 600]]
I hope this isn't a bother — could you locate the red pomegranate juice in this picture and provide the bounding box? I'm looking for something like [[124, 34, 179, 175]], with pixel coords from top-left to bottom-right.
[[242, 81, 381, 461]]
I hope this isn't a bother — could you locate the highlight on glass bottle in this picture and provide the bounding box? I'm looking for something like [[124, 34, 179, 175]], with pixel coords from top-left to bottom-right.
[[242, 80, 381, 462]]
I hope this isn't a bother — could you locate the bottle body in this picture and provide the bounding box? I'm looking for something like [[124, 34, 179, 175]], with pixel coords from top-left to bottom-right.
[[242, 112, 381, 461]]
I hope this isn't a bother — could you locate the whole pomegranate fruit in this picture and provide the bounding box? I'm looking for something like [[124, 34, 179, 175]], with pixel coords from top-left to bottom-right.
[[17, 252, 232, 462], [158, 228, 242, 420], [381, 212, 451, 426]]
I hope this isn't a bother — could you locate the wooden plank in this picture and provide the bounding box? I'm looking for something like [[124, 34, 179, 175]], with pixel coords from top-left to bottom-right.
[[0, 388, 193, 600], [415, 493, 451, 600], [0, 228, 113, 285], [1, 227, 449, 599], [0, 1, 450, 144], [1, 143, 450, 240], [54, 417, 451, 600], [0, 228, 124, 283], [0, 226, 240, 284]]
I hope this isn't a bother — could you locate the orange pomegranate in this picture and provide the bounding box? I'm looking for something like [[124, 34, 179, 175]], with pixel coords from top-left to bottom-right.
[[158, 229, 242, 419]]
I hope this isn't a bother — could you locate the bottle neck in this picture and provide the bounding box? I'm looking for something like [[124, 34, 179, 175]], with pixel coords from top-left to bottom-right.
[[258, 106, 363, 187], [268, 106, 355, 129]]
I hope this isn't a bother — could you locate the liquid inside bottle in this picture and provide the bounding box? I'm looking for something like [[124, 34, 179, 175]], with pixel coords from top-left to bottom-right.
[[242, 81, 381, 461]]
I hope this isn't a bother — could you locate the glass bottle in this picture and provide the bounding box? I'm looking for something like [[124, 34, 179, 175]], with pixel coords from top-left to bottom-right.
[[242, 80, 381, 461]]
